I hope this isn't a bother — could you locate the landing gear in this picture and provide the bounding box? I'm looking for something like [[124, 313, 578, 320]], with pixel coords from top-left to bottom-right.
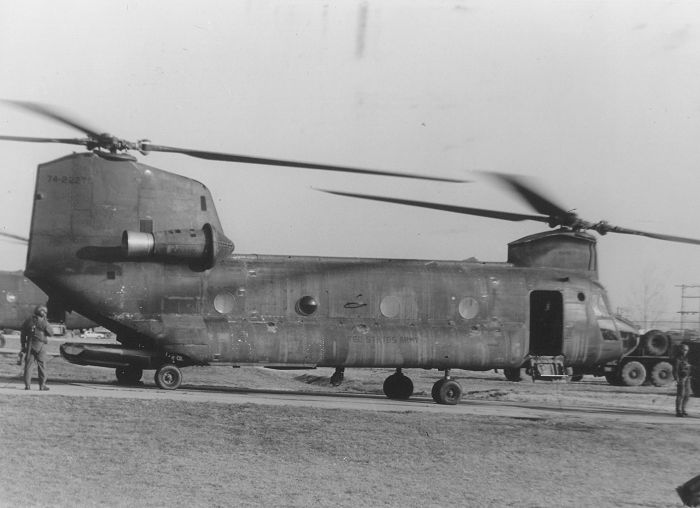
[[504, 367, 531, 382], [330, 367, 345, 387], [154, 364, 183, 390], [115, 366, 143, 385], [432, 370, 462, 405], [382, 368, 414, 400]]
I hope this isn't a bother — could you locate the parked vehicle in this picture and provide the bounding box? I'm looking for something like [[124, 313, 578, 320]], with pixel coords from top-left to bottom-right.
[[602, 329, 699, 388]]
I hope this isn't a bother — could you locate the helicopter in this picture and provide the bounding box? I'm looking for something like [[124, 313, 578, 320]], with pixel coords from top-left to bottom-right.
[[3, 101, 698, 404], [0, 269, 97, 348]]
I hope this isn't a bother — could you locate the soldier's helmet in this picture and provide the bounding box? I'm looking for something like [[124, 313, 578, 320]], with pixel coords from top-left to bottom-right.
[[34, 305, 47, 316]]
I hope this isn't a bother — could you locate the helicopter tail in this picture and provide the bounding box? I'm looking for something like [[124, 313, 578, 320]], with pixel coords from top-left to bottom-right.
[[25, 152, 233, 322]]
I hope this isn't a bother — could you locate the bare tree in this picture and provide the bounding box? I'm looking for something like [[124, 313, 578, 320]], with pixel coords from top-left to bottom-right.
[[623, 266, 669, 331]]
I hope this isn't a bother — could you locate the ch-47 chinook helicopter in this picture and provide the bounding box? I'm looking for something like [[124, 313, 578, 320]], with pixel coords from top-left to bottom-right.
[[3, 101, 699, 405], [0, 267, 97, 348]]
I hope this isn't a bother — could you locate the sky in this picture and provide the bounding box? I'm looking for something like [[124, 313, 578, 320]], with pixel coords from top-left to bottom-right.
[[1, 0, 700, 329]]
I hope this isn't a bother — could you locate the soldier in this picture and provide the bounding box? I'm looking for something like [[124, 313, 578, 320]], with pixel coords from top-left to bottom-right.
[[21, 305, 54, 391], [674, 343, 692, 417]]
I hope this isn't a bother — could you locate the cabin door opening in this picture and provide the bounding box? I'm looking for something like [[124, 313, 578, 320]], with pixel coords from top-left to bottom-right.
[[529, 290, 563, 356]]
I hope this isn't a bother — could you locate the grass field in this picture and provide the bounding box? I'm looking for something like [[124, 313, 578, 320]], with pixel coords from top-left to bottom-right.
[[0, 355, 698, 507]]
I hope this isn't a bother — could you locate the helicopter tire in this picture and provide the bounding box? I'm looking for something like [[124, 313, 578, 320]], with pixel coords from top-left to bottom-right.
[[434, 379, 462, 405], [382, 372, 413, 400], [431, 378, 445, 402], [154, 364, 182, 390], [504, 367, 522, 382], [115, 366, 143, 385], [330, 368, 345, 387], [649, 361, 674, 387], [619, 361, 647, 387]]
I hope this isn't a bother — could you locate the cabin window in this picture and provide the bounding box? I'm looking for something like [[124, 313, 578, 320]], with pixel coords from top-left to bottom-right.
[[200, 196, 207, 211], [380, 296, 401, 318], [296, 296, 318, 316], [458, 297, 480, 320], [213, 291, 236, 314]]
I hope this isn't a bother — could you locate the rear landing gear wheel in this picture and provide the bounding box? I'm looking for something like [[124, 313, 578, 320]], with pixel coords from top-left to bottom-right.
[[115, 366, 143, 385], [382, 369, 413, 400], [155, 364, 182, 390], [432, 378, 462, 405]]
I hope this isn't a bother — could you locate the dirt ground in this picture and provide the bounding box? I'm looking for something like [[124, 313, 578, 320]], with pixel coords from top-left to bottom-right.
[[0, 352, 698, 507]]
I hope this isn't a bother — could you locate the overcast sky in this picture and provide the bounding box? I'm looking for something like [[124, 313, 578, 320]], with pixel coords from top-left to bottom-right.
[[1, 0, 700, 328]]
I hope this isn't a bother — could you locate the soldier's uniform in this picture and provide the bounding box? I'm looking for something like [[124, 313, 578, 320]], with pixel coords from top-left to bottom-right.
[[674, 345, 692, 417], [21, 305, 54, 390]]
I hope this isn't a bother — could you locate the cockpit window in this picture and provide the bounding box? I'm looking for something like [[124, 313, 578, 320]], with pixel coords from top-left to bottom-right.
[[591, 292, 612, 318]]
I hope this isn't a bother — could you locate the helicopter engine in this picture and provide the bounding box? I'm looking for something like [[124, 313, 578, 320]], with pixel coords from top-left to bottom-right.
[[121, 222, 233, 270], [507, 229, 598, 276]]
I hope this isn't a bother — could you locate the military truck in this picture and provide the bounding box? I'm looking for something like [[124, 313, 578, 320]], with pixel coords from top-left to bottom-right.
[[603, 329, 699, 388]]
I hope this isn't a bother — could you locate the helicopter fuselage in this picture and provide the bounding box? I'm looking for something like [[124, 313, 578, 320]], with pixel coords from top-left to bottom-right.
[[24, 152, 634, 397]]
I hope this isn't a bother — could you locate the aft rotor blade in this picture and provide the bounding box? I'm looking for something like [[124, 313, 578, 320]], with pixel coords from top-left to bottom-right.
[[0, 135, 89, 147], [142, 143, 467, 182], [598, 224, 700, 246], [0, 231, 28, 243], [2, 100, 107, 141], [318, 189, 550, 222], [488, 172, 573, 220]]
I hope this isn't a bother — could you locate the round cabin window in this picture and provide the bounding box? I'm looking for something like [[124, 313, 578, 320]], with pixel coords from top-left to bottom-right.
[[380, 296, 401, 318], [213, 291, 236, 314], [458, 297, 479, 320], [296, 296, 318, 316]]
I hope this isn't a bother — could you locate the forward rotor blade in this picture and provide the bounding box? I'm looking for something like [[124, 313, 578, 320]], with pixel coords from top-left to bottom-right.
[[2, 100, 106, 141], [0, 231, 28, 243], [318, 189, 550, 222], [488, 172, 573, 220], [0, 135, 89, 146], [143, 143, 467, 182], [598, 224, 700, 246]]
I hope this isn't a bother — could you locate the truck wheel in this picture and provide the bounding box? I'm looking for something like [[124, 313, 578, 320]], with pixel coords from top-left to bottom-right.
[[644, 331, 669, 356], [620, 361, 647, 387], [649, 361, 674, 387]]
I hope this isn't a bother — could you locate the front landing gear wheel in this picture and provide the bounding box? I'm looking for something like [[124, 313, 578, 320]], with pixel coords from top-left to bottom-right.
[[382, 369, 413, 400], [432, 378, 462, 405], [115, 366, 143, 385], [330, 367, 345, 387], [154, 364, 182, 390]]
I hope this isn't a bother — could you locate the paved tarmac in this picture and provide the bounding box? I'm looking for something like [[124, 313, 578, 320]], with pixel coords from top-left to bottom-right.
[[0, 376, 697, 426]]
